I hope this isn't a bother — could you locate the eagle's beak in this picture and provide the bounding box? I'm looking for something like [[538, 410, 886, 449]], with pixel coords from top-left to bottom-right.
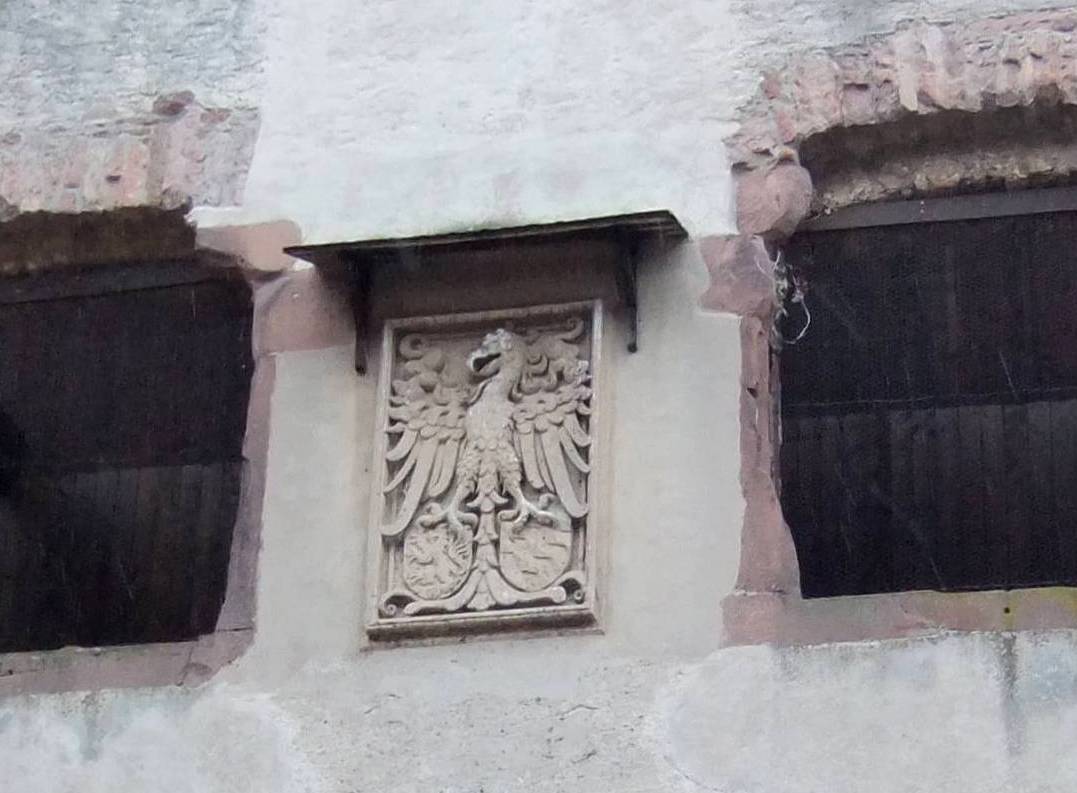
[[468, 349, 501, 375]]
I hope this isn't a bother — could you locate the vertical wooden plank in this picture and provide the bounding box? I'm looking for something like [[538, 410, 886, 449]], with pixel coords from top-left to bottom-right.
[[14, 302, 39, 470], [223, 288, 255, 458], [782, 413, 808, 590], [0, 299, 16, 648], [888, 408, 922, 592], [778, 412, 798, 518], [103, 465, 138, 637], [130, 465, 161, 639], [111, 466, 140, 633], [91, 467, 121, 642], [932, 406, 961, 589], [49, 299, 83, 466], [1003, 403, 1033, 588], [793, 415, 826, 596], [174, 463, 204, 637], [1023, 214, 1045, 380], [954, 405, 987, 589], [1025, 401, 1058, 584], [10, 482, 44, 650], [0, 505, 14, 651], [940, 246, 963, 400], [123, 292, 151, 466], [0, 303, 23, 651], [162, 287, 189, 463], [207, 461, 244, 627], [69, 470, 101, 643], [1051, 399, 1077, 577], [190, 462, 224, 632], [980, 403, 1008, 590], [838, 410, 885, 594], [147, 465, 182, 641], [1041, 216, 1077, 391], [1021, 218, 1048, 394], [818, 414, 848, 591], [33, 473, 77, 648], [911, 405, 944, 590]]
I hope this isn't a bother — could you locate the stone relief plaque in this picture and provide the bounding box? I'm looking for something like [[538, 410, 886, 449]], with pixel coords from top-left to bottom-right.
[[367, 302, 602, 636]]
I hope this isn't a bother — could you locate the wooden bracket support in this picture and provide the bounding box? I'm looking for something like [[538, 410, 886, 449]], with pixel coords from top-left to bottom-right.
[[350, 260, 372, 374], [613, 235, 641, 353], [284, 210, 686, 374]]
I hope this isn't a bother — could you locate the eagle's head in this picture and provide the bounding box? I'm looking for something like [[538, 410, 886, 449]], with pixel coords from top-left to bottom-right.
[[467, 328, 522, 379]]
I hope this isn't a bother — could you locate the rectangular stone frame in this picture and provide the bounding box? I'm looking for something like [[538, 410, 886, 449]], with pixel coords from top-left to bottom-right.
[[365, 300, 605, 640]]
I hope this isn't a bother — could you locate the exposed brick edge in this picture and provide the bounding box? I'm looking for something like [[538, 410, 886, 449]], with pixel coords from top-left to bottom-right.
[[728, 9, 1077, 173]]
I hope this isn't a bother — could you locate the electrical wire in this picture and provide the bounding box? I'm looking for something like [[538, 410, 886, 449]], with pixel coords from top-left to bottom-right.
[[763, 248, 812, 347]]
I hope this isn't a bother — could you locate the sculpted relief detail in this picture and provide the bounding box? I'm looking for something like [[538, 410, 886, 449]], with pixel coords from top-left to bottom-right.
[[370, 304, 599, 631]]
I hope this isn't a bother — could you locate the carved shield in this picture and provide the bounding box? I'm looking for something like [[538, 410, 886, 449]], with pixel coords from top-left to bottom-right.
[[402, 523, 473, 601], [499, 516, 573, 592]]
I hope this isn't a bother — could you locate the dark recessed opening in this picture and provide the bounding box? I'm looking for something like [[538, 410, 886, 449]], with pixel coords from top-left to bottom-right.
[[0, 262, 253, 652], [800, 103, 1077, 184], [781, 202, 1077, 597]]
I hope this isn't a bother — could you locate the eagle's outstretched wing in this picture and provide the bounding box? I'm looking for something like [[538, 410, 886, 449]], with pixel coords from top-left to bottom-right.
[[381, 334, 469, 539], [511, 325, 592, 519]]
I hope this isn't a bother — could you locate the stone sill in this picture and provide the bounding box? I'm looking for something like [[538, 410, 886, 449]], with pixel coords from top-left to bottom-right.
[[723, 587, 1077, 648], [0, 628, 252, 697], [367, 603, 598, 642]]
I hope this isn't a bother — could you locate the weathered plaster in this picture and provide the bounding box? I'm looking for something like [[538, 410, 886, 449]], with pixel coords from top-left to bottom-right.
[[191, 0, 740, 240], [0, 0, 262, 214], [661, 631, 1077, 793], [10, 629, 1077, 791], [9, 2, 1077, 791]]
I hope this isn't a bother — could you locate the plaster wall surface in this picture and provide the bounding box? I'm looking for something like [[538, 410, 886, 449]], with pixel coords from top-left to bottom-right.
[[191, 0, 1077, 241], [7, 1, 1077, 792], [0, 0, 263, 211]]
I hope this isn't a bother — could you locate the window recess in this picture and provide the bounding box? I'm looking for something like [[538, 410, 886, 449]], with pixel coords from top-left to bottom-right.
[[781, 191, 1077, 597], [0, 261, 253, 653]]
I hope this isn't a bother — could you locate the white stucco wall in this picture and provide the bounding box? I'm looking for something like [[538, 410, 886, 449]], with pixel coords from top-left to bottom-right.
[[8, 1, 1077, 791]]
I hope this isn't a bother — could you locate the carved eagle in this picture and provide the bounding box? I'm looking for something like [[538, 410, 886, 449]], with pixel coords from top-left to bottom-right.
[[380, 318, 592, 613]]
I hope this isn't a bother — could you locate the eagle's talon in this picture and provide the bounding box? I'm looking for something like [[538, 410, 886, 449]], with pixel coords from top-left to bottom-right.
[[416, 501, 478, 537]]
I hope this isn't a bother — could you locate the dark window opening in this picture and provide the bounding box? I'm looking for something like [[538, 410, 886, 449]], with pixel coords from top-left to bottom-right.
[[0, 263, 253, 652], [781, 205, 1077, 597]]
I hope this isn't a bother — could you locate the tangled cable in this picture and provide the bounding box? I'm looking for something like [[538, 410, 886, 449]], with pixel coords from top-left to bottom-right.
[[755, 248, 811, 348]]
